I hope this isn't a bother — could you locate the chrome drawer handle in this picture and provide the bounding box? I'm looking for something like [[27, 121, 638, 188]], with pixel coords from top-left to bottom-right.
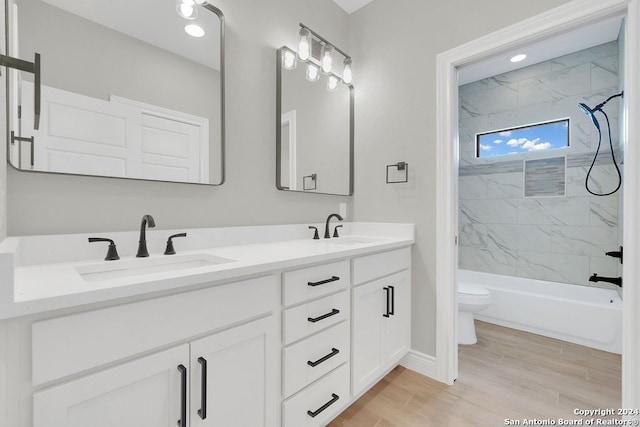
[[307, 276, 339, 287], [308, 309, 340, 323], [307, 348, 340, 367], [307, 393, 340, 418]]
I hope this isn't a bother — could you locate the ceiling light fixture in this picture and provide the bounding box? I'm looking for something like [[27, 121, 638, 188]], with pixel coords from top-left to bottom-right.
[[185, 24, 205, 38], [510, 53, 527, 63]]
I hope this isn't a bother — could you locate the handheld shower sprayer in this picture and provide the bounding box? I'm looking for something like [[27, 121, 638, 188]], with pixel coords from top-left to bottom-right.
[[577, 91, 624, 196]]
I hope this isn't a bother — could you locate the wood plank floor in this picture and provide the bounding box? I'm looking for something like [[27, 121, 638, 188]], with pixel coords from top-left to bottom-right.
[[329, 321, 621, 426]]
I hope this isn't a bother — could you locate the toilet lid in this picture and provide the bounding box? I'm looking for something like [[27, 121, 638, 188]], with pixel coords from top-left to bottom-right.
[[458, 283, 490, 296]]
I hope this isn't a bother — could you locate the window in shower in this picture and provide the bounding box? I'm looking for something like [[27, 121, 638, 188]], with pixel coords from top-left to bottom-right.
[[476, 118, 570, 158]]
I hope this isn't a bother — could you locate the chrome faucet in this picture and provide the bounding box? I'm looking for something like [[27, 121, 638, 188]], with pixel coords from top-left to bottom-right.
[[324, 213, 343, 239], [136, 214, 156, 257]]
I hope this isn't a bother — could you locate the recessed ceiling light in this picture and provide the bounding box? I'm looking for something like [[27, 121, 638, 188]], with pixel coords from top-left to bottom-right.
[[510, 54, 527, 63], [185, 24, 205, 38]]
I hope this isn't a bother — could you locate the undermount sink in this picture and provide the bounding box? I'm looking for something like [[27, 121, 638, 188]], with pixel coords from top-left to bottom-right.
[[324, 236, 385, 246], [75, 253, 235, 282]]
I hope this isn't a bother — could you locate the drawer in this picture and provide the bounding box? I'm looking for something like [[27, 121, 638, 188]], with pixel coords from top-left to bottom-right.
[[32, 275, 277, 386], [283, 260, 349, 307], [283, 363, 350, 427], [352, 247, 411, 286], [283, 291, 349, 345], [283, 321, 349, 397]]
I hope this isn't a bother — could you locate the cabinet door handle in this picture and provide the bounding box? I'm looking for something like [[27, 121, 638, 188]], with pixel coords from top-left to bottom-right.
[[307, 348, 340, 367], [197, 357, 207, 420], [308, 308, 340, 323], [177, 364, 187, 427], [307, 393, 340, 418], [307, 276, 340, 287], [383, 286, 390, 318], [389, 285, 395, 316]]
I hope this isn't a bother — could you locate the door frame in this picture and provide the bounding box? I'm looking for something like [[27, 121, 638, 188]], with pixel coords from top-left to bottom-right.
[[435, 0, 640, 408]]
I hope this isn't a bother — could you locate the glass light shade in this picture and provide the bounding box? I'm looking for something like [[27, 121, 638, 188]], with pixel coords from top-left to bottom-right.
[[327, 75, 339, 91], [510, 53, 527, 63], [283, 50, 297, 70], [306, 64, 320, 82], [185, 24, 205, 38], [297, 28, 311, 61], [342, 58, 352, 84], [177, 0, 198, 19], [320, 44, 333, 74]]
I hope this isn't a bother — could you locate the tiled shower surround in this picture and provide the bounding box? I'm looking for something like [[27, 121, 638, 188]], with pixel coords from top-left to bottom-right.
[[458, 41, 622, 289]]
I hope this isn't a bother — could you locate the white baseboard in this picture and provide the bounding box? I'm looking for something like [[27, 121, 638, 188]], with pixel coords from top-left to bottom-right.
[[400, 350, 438, 380]]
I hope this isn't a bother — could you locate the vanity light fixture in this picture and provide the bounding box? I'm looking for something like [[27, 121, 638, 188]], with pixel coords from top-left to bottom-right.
[[185, 24, 205, 38], [298, 28, 312, 61], [327, 75, 339, 91], [293, 23, 353, 86], [320, 43, 333, 74], [342, 58, 352, 84], [282, 49, 297, 70], [510, 53, 527, 63], [306, 63, 320, 82], [176, 0, 198, 20]]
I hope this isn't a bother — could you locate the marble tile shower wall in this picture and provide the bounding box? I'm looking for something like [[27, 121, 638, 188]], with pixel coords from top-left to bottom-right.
[[458, 41, 622, 289]]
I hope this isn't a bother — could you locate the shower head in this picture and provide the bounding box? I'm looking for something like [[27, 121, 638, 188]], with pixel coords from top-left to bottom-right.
[[578, 103, 593, 115], [578, 102, 600, 131]]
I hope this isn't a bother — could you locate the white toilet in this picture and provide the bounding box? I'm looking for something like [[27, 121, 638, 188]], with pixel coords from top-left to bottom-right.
[[458, 282, 491, 345]]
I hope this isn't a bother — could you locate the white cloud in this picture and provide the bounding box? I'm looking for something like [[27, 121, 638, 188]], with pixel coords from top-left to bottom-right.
[[493, 139, 503, 144], [522, 139, 552, 151], [506, 137, 528, 147], [479, 144, 492, 151], [499, 131, 512, 137]]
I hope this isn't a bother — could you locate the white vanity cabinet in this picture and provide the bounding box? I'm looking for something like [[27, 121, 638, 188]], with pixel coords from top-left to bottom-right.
[[351, 248, 411, 396], [281, 260, 351, 427], [31, 275, 278, 427], [33, 344, 190, 427]]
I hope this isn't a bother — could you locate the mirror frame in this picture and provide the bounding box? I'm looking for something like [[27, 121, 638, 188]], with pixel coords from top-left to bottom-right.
[[275, 46, 354, 196], [4, 1, 226, 186]]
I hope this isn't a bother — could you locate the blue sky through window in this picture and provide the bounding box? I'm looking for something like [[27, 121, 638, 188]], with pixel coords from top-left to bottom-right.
[[476, 119, 569, 158]]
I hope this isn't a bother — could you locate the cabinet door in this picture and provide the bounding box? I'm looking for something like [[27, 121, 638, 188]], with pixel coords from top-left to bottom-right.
[[33, 344, 190, 427], [351, 280, 385, 396], [190, 316, 277, 427], [384, 271, 411, 365]]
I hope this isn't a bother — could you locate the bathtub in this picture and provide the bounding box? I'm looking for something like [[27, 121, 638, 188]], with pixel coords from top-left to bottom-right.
[[458, 269, 622, 354]]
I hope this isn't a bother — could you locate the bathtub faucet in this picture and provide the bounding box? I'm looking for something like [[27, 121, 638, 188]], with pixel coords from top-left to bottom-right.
[[589, 273, 622, 287]]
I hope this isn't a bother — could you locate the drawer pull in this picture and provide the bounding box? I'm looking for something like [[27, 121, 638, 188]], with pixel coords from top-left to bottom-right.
[[307, 393, 340, 418], [308, 276, 340, 287], [389, 285, 395, 316], [177, 364, 187, 427], [307, 348, 340, 367], [197, 357, 207, 420], [308, 308, 340, 323], [383, 286, 391, 318]]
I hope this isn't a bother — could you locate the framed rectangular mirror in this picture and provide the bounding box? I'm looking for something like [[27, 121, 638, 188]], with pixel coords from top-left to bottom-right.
[[276, 46, 353, 196], [5, 0, 225, 185]]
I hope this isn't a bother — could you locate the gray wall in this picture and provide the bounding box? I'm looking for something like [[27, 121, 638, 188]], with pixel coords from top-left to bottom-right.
[[348, 0, 573, 356], [6, 0, 352, 235], [458, 42, 622, 290]]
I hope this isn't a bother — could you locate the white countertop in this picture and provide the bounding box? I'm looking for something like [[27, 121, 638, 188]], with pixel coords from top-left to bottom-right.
[[0, 222, 415, 320]]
